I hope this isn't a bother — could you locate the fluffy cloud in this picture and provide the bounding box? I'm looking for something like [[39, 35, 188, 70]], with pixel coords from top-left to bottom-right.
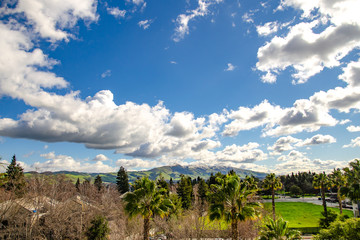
[[268, 134, 336, 155], [268, 136, 300, 155], [3, 0, 97, 42], [0, 90, 228, 161], [339, 59, 360, 87], [116, 158, 161, 170], [296, 134, 336, 146], [92, 154, 109, 162], [256, 21, 280, 36], [274, 150, 348, 174], [343, 137, 360, 148], [215, 143, 267, 163], [257, 0, 360, 84], [347, 125, 360, 132], [223, 100, 283, 136], [262, 99, 338, 136], [29, 152, 116, 172], [173, 0, 223, 42], [224, 70, 360, 137]]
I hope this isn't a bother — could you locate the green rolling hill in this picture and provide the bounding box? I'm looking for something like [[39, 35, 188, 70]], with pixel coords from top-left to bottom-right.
[[25, 165, 267, 183]]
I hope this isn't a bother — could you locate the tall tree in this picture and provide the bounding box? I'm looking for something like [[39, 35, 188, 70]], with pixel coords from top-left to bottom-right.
[[330, 168, 346, 214], [197, 178, 209, 205], [75, 178, 80, 192], [116, 166, 129, 194], [94, 175, 103, 192], [341, 159, 360, 216], [263, 173, 282, 220], [122, 177, 173, 240], [169, 177, 174, 187], [313, 172, 332, 226], [0, 156, 6, 187], [209, 174, 260, 240], [5, 155, 26, 196], [176, 174, 193, 210]]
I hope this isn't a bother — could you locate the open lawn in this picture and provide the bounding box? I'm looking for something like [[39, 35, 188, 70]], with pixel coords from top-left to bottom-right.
[[264, 202, 353, 228]]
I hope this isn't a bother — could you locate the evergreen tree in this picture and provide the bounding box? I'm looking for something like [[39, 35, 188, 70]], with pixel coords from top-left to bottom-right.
[[0, 156, 6, 187], [156, 174, 169, 196], [5, 155, 26, 196], [94, 175, 103, 192], [176, 174, 193, 210], [197, 178, 208, 205], [169, 177, 174, 186], [75, 178, 80, 192], [116, 166, 130, 194], [85, 215, 110, 240], [207, 173, 216, 186]]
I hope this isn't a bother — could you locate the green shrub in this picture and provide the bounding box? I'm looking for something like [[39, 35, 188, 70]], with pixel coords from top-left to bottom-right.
[[314, 218, 360, 240], [319, 209, 338, 228], [85, 215, 110, 240]]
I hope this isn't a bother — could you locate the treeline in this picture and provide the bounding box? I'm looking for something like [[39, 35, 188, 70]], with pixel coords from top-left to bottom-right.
[[279, 171, 318, 195]]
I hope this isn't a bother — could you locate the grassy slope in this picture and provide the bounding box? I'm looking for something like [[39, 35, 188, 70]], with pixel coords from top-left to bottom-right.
[[264, 202, 353, 228]]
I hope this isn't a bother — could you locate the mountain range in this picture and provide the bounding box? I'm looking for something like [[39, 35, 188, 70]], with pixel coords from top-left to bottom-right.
[[26, 165, 267, 183]]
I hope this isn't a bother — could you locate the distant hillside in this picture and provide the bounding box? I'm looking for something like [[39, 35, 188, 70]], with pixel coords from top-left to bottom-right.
[[25, 165, 267, 183]]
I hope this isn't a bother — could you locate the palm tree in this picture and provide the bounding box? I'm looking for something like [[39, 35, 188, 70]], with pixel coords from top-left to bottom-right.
[[258, 217, 301, 240], [209, 174, 260, 240], [313, 172, 332, 224], [263, 173, 282, 220], [341, 159, 360, 216], [122, 177, 173, 240], [330, 168, 346, 214]]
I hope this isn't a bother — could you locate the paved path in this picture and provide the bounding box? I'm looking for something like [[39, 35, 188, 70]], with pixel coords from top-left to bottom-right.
[[261, 196, 353, 209]]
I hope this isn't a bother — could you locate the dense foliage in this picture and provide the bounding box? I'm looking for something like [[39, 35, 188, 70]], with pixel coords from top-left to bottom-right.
[[314, 218, 360, 240], [85, 215, 110, 240], [209, 174, 260, 240], [116, 166, 130, 194], [279, 171, 317, 195]]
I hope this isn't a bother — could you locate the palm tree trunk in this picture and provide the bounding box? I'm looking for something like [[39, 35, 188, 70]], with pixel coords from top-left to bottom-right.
[[144, 217, 150, 240], [272, 187, 276, 220], [231, 219, 238, 240], [321, 185, 328, 220], [338, 190, 343, 214]]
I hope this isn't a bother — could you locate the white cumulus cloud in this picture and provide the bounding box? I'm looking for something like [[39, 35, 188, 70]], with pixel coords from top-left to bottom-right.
[[257, 0, 360, 84]]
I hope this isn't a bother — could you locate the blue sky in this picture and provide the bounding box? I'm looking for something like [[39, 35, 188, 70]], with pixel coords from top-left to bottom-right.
[[1, 0, 360, 174]]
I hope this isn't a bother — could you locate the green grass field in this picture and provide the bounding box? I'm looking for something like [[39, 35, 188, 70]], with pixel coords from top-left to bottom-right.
[[264, 202, 353, 228]]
